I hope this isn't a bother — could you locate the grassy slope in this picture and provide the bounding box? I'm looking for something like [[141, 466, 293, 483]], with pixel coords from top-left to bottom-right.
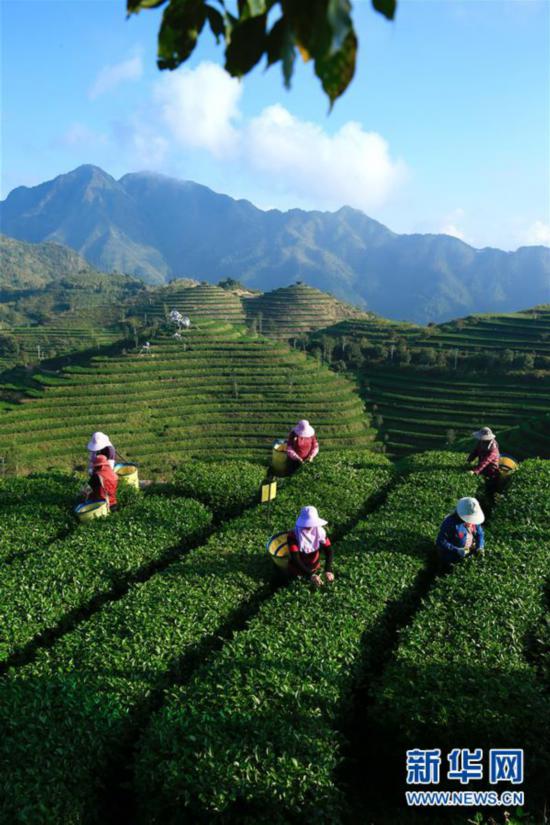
[[0, 320, 376, 474]]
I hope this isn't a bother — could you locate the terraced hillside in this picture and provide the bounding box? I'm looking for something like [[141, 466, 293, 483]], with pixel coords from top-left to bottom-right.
[[421, 305, 550, 356], [313, 309, 550, 457], [365, 370, 550, 456], [311, 315, 423, 349], [315, 306, 550, 356], [243, 283, 367, 338], [0, 320, 375, 473], [4, 323, 121, 362], [133, 282, 246, 325]]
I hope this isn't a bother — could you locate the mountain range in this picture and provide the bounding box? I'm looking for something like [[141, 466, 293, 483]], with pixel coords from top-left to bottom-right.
[[1, 164, 548, 323]]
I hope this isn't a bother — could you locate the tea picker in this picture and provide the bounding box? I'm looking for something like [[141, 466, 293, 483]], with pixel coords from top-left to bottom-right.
[[436, 497, 485, 571], [285, 420, 319, 473], [466, 427, 518, 492], [75, 455, 119, 521], [87, 431, 116, 473], [466, 427, 500, 486], [86, 431, 140, 490], [271, 419, 319, 476], [267, 506, 334, 588]]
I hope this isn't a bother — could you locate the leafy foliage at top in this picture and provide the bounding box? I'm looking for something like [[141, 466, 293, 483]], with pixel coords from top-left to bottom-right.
[[127, 0, 396, 104]]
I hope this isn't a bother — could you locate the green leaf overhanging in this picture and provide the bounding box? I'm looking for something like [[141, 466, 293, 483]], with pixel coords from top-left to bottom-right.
[[157, 0, 207, 69]]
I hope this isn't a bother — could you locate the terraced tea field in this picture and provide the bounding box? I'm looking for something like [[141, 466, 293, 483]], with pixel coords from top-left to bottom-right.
[[0, 322, 123, 373], [242, 283, 367, 338], [319, 305, 550, 356], [315, 310, 550, 458], [368, 456, 550, 817], [312, 315, 423, 348], [0, 320, 376, 473], [133, 282, 246, 325], [7, 323, 121, 360], [130, 281, 367, 340], [421, 306, 550, 356], [490, 413, 550, 459], [365, 369, 550, 456], [0, 452, 547, 824]]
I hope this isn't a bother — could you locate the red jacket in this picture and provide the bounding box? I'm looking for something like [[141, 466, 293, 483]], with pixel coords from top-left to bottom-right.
[[89, 465, 118, 507], [468, 440, 500, 478], [286, 431, 319, 462], [287, 530, 332, 577]]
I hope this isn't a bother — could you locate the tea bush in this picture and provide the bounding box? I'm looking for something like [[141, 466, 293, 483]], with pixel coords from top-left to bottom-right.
[[0, 452, 391, 824], [133, 452, 481, 824], [173, 459, 267, 519], [0, 495, 212, 661], [0, 473, 80, 564], [370, 459, 550, 797]]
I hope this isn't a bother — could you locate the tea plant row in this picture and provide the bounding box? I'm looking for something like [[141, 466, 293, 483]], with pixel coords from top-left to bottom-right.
[[0, 474, 81, 565], [0, 493, 212, 663], [371, 459, 550, 800], [0, 452, 391, 823], [133, 452, 481, 824]]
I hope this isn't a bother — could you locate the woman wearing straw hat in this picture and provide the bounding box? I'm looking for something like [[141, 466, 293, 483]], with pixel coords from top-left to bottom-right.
[[286, 419, 319, 473], [85, 454, 119, 512], [436, 497, 485, 571], [87, 431, 116, 474], [467, 427, 500, 491], [287, 505, 334, 588]]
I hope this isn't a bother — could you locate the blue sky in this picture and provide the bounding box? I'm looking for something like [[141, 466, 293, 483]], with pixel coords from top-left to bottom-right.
[[1, 0, 549, 250]]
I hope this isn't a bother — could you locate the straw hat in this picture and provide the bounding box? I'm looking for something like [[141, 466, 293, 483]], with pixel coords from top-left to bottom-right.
[[294, 419, 315, 437], [456, 497, 485, 525], [87, 432, 113, 451], [295, 506, 327, 528], [472, 427, 495, 441]]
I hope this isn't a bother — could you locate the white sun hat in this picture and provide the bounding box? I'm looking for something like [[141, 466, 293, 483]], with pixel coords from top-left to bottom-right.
[[456, 497, 485, 525], [87, 431, 113, 452], [472, 427, 495, 441], [295, 505, 327, 528], [294, 419, 315, 437]]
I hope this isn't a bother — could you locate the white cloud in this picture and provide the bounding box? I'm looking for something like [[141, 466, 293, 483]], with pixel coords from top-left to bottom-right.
[[149, 63, 404, 210], [523, 220, 550, 246], [244, 106, 405, 211], [154, 62, 242, 158], [89, 55, 143, 100]]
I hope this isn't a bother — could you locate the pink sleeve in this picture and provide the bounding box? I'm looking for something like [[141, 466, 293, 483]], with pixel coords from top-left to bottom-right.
[[310, 437, 319, 459], [287, 445, 300, 461]]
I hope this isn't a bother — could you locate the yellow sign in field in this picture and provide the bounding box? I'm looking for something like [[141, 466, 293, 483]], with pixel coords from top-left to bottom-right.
[[260, 480, 277, 503]]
